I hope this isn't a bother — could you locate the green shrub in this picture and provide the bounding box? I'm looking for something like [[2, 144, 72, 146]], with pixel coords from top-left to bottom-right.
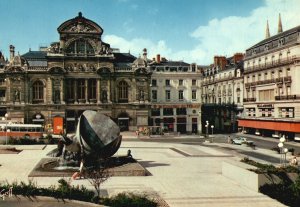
[[102, 192, 158, 207], [241, 157, 300, 174]]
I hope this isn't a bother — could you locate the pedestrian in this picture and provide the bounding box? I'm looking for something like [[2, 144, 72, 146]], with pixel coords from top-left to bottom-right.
[[290, 156, 298, 166], [227, 135, 232, 144]]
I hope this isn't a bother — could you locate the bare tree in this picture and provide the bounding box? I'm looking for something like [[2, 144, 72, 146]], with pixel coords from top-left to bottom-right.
[[85, 160, 111, 198]]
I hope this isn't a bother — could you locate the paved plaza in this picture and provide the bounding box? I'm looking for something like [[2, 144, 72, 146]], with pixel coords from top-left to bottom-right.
[[0, 134, 288, 206]]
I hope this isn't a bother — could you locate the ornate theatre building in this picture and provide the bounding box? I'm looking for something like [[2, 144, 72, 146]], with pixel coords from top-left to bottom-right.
[[0, 12, 151, 133]]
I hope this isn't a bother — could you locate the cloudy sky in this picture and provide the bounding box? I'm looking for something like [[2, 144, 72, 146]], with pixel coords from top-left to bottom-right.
[[0, 0, 299, 64]]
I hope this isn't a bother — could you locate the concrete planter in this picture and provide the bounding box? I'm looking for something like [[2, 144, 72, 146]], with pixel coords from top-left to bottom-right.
[[222, 160, 298, 192]]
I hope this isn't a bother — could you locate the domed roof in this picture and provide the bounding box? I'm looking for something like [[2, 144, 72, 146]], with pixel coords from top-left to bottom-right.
[[57, 12, 103, 35]]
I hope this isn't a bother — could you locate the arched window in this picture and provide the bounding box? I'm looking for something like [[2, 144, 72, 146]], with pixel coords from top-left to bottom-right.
[[66, 39, 95, 56], [32, 81, 44, 103], [118, 81, 128, 103]]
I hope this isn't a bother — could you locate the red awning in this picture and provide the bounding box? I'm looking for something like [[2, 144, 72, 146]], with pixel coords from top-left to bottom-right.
[[238, 119, 300, 133]]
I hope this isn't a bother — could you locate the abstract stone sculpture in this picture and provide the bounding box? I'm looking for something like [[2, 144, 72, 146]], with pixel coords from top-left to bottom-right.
[[58, 110, 122, 164]]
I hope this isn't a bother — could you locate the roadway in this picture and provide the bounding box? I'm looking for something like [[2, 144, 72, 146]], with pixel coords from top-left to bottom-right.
[[125, 133, 300, 164]]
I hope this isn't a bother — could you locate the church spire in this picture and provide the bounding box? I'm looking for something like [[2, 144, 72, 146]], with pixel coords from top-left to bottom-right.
[[278, 13, 283, 33], [265, 20, 270, 39]]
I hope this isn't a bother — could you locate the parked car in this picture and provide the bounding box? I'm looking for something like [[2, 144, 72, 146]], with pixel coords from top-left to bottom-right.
[[232, 137, 254, 145]]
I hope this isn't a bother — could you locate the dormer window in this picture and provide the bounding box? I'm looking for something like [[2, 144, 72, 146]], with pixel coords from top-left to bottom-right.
[[279, 38, 284, 46], [264, 44, 269, 51]]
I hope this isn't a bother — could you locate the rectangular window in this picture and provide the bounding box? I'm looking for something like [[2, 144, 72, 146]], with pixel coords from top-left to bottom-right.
[[237, 97, 240, 103], [165, 90, 170, 101], [247, 108, 256, 117], [287, 68, 290, 76], [178, 90, 184, 101], [151, 79, 157, 86], [279, 107, 294, 118], [66, 79, 74, 99], [278, 70, 282, 78], [192, 79, 196, 86], [287, 86, 291, 95], [77, 79, 85, 99], [163, 108, 173, 116], [88, 79, 96, 100], [176, 108, 187, 115], [151, 109, 160, 116], [165, 79, 170, 86], [179, 79, 183, 86], [271, 71, 275, 80], [259, 89, 275, 101], [264, 72, 268, 80], [258, 74, 261, 81], [152, 90, 157, 100], [192, 90, 197, 100]]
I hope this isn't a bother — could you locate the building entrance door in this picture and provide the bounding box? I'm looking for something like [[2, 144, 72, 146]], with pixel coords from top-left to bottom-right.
[[118, 118, 129, 131]]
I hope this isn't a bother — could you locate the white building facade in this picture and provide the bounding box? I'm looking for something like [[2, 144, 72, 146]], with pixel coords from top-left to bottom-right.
[[149, 55, 202, 134], [238, 21, 300, 140]]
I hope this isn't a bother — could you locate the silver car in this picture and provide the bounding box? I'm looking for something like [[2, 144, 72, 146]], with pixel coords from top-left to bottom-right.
[[232, 137, 254, 145]]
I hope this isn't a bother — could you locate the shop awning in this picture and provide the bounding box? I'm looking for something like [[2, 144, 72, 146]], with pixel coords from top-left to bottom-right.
[[238, 119, 300, 133]]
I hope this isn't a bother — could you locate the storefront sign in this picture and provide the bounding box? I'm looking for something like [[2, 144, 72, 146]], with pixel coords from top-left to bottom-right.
[[257, 104, 274, 108], [152, 104, 200, 109]]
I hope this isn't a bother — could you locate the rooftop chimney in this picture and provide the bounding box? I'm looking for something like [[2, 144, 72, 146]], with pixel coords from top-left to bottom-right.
[[214, 56, 226, 70], [9, 45, 15, 62], [156, 54, 161, 64], [233, 53, 244, 63]]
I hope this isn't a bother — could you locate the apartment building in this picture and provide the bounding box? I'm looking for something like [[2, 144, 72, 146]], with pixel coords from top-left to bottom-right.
[[149, 55, 202, 134], [201, 54, 244, 134], [238, 17, 300, 140]]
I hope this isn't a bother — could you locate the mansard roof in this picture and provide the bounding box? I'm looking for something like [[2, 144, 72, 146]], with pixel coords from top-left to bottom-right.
[[113, 52, 136, 63], [150, 60, 190, 67], [22, 51, 47, 60], [248, 25, 300, 50], [245, 24, 300, 58], [57, 12, 103, 35]]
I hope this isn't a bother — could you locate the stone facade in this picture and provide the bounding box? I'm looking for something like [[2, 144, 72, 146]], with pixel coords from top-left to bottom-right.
[[0, 12, 151, 133]]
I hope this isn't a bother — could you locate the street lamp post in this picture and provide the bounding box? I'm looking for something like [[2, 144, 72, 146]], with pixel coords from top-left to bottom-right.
[[278, 136, 288, 167], [211, 125, 214, 143], [205, 120, 209, 139]]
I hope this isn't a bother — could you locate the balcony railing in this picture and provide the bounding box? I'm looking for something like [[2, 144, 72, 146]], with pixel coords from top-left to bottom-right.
[[243, 98, 256, 102], [244, 56, 300, 74], [201, 76, 236, 86], [245, 76, 291, 88], [275, 95, 300, 100]]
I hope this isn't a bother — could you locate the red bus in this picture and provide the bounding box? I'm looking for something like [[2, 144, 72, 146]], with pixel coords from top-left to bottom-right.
[[0, 124, 43, 142]]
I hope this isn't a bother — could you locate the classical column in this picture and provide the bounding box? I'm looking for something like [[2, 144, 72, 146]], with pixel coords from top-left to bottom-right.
[[132, 79, 137, 103], [60, 78, 65, 104], [108, 79, 112, 103], [97, 79, 101, 104], [47, 77, 53, 104], [74, 79, 78, 104], [6, 78, 11, 103], [85, 79, 88, 103]]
